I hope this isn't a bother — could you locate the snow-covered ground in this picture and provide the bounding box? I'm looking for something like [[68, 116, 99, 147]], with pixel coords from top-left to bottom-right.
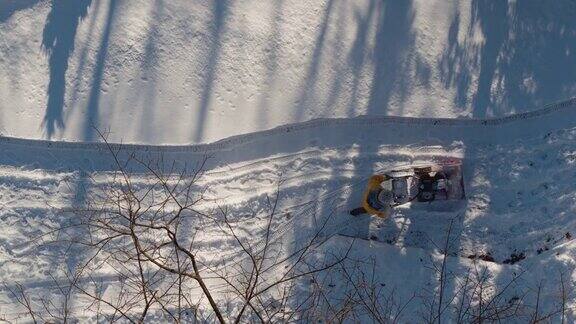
[[2, 100, 576, 321], [2, 0, 576, 322], [1, 0, 576, 143]]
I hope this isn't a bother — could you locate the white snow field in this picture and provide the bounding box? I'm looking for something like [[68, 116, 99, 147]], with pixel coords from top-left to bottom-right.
[[1, 0, 576, 144], [2, 0, 576, 322]]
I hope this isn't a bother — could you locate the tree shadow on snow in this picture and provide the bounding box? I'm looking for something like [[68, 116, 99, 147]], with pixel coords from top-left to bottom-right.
[[440, 1, 576, 117], [0, 0, 41, 22], [42, 0, 92, 138], [81, 0, 118, 142], [192, 0, 228, 143]]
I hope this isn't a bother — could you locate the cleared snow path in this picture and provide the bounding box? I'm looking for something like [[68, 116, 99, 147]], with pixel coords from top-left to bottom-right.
[[1, 97, 575, 171], [2, 98, 576, 320]]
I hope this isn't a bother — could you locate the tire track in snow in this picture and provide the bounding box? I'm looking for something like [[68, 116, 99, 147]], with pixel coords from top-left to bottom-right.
[[0, 144, 463, 296]]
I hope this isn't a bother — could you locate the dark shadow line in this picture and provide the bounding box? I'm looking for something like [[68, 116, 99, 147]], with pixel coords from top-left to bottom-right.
[[83, 0, 118, 142], [41, 0, 92, 138], [470, 1, 508, 118], [293, 0, 335, 122], [193, 0, 228, 143]]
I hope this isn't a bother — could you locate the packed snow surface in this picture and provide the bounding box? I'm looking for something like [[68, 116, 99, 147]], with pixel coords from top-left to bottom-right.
[[2, 0, 576, 322]]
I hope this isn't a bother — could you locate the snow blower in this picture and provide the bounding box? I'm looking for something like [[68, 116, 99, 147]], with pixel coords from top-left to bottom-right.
[[350, 158, 465, 218]]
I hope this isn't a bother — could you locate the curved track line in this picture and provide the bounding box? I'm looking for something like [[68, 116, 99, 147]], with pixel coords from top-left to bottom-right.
[[0, 98, 574, 152]]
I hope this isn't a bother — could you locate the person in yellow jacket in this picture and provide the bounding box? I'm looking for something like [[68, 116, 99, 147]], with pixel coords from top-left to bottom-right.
[[350, 174, 394, 218]]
